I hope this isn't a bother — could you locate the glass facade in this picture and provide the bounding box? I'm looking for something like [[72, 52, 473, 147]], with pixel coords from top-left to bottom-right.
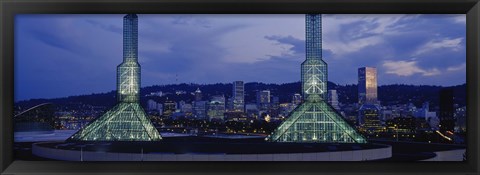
[[69, 14, 162, 141], [269, 14, 366, 143], [117, 61, 140, 102], [118, 14, 140, 103], [358, 67, 378, 105], [302, 14, 327, 101], [68, 103, 162, 141], [301, 59, 327, 102], [232, 81, 245, 112], [305, 14, 322, 60], [268, 101, 367, 143]]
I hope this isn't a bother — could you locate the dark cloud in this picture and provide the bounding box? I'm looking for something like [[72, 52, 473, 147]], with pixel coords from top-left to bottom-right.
[[264, 35, 304, 54]]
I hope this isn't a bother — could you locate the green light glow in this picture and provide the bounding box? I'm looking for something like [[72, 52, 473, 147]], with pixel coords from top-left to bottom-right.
[[268, 100, 366, 143], [268, 14, 366, 143], [69, 102, 162, 141], [69, 14, 162, 141]]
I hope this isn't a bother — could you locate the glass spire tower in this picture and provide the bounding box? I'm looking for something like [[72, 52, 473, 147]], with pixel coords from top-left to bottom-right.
[[68, 14, 162, 141], [267, 14, 366, 143], [118, 14, 140, 103]]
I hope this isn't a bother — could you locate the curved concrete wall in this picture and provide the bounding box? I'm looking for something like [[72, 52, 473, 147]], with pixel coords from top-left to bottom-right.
[[33, 143, 391, 161], [421, 149, 466, 161]]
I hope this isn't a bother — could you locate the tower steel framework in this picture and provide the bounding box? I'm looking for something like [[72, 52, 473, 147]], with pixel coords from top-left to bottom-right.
[[69, 14, 162, 141], [268, 14, 367, 143]]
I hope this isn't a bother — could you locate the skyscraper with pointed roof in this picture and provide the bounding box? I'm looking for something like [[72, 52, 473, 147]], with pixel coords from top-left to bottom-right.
[[267, 14, 366, 143], [68, 14, 162, 141], [195, 87, 202, 101]]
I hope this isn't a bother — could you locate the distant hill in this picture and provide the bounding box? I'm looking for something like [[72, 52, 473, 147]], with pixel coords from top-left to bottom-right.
[[15, 82, 466, 111]]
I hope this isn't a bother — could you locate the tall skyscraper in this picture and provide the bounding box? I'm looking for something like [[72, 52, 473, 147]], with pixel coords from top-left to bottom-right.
[[256, 90, 270, 110], [193, 101, 207, 119], [69, 14, 162, 141], [232, 81, 245, 112], [268, 14, 366, 143], [439, 88, 455, 133], [358, 67, 378, 105], [194, 88, 202, 101], [327, 90, 340, 110], [358, 67, 380, 132]]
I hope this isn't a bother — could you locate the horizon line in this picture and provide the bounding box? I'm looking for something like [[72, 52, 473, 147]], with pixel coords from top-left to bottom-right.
[[15, 81, 466, 103]]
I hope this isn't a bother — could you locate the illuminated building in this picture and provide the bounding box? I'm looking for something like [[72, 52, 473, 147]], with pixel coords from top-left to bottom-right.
[[357, 67, 381, 132], [358, 67, 378, 105], [232, 81, 245, 112], [256, 90, 270, 110], [163, 100, 177, 117], [268, 14, 366, 143], [386, 117, 416, 134], [207, 95, 226, 121], [69, 14, 162, 141], [358, 104, 383, 133], [455, 106, 466, 132], [225, 111, 248, 122]]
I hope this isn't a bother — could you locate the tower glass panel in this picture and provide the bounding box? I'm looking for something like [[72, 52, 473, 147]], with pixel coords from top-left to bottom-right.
[[69, 14, 162, 141], [268, 14, 366, 143]]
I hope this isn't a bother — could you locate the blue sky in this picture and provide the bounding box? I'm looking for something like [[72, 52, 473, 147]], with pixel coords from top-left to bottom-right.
[[15, 14, 466, 101]]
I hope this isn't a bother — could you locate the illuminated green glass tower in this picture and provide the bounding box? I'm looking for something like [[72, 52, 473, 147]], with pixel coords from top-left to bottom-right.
[[267, 14, 366, 143], [68, 14, 162, 141]]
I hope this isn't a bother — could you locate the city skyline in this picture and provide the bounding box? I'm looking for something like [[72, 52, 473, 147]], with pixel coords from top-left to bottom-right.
[[15, 14, 466, 101]]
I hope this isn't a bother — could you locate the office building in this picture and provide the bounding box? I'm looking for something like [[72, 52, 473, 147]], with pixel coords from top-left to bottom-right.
[[232, 81, 245, 112], [358, 67, 378, 105], [163, 100, 177, 117], [358, 104, 383, 133], [181, 103, 193, 113], [327, 89, 340, 110], [439, 88, 455, 133], [147, 99, 162, 114], [257, 90, 270, 110], [193, 101, 207, 120], [207, 95, 226, 121], [194, 88, 202, 101]]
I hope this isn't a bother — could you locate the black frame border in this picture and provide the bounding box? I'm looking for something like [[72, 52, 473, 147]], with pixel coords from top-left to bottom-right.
[[1, 0, 479, 174]]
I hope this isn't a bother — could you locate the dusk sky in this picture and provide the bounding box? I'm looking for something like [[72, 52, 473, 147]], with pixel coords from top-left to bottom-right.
[[15, 14, 466, 101]]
